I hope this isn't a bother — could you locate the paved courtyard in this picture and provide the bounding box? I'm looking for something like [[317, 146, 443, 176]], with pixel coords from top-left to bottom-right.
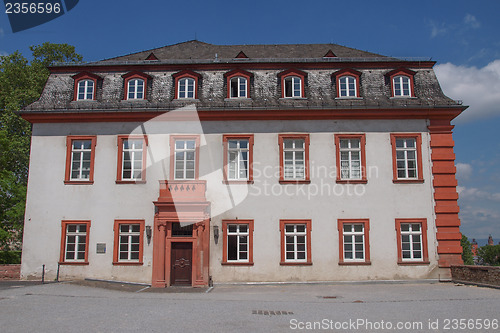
[[0, 280, 499, 332]]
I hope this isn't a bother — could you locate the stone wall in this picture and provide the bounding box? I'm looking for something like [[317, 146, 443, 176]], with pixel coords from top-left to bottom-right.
[[451, 265, 500, 287], [0, 265, 20, 280]]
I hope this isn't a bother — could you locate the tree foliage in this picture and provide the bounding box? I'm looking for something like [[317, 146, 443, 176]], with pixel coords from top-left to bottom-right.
[[477, 245, 500, 266], [0, 43, 82, 249], [460, 234, 475, 265]]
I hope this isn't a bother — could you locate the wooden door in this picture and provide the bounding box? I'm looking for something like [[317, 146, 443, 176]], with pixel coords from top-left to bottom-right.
[[170, 242, 192, 285]]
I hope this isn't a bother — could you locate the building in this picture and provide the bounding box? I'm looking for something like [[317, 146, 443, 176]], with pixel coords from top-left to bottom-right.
[[19, 41, 467, 287]]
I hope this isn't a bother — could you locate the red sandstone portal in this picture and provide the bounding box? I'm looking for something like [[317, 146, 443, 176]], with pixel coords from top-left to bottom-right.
[[152, 180, 210, 288]]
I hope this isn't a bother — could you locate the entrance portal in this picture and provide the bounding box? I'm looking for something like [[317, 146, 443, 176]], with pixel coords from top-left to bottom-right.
[[170, 242, 193, 285]]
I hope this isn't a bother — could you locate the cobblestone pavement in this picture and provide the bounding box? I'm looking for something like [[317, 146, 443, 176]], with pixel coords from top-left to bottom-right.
[[0, 280, 499, 332]]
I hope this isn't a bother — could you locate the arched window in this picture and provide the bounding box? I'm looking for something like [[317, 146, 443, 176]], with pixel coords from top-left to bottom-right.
[[178, 77, 195, 99], [284, 76, 302, 98], [393, 75, 411, 97], [230, 76, 247, 98], [77, 79, 94, 100], [339, 76, 356, 97], [127, 79, 145, 99]]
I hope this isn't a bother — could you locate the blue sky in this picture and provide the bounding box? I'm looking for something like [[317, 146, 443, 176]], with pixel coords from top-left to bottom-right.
[[1, 0, 499, 241]]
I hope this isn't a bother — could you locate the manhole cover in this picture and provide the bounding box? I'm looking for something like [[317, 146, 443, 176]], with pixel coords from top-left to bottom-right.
[[252, 310, 294, 316]]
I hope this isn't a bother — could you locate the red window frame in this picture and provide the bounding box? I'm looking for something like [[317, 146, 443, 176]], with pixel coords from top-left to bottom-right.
[[387, 68, 416, 98], [172, 70, 202, 100], [224, 69, 253, 98], [334, 134, 367, 184], [116, 135, 148, 184], [223, 134, 254, 184], [113, 219, 145, 266], [222, 220, 254, 266], [59, 220, 91, 265], [395, 218, 429, 265], [64, 136, 97, 185], [122, 71, 151, 100], [279, 219, 312, 265], [72, 72, 101, 101], [337, 219, 371, 265], [278, 69, 307, 98], [278, 134, 310, 184], [332, 68, 361, 98], [169, 135, 201, 180], [390, 133, 424, 183]]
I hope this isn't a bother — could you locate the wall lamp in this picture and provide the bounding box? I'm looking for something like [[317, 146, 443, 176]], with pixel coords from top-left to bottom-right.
[[213, 225, 219, 244], [146, 226, 152, 245]]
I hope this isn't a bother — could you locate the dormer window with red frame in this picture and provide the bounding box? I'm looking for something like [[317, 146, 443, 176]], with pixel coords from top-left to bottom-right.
[[278, 69, 307, 98], [387, 68, 416, 98], [224, 69, 253, 98], [173, 70, 202, 99], [122, 71, 151, 100], [333, 69, 361, 98], [72, 72, 101, 101]]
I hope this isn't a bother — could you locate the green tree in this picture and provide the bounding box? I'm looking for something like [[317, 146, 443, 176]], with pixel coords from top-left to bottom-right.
[[460, 234, 474, 265], [477, 245, 500, 266], [0, 43, 82, 249]]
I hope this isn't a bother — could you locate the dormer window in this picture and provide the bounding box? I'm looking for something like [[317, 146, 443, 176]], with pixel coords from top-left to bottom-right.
[[122, 71, 151, 101], [333, 69, 361, 98], [224, 69, 253, 99], [173, 70, 202, 100], [387, 68, 416, 98], [72, 72, 101, 101], [278, 69, 307, 99]]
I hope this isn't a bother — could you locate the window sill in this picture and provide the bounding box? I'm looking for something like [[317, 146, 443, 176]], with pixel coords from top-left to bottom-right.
[[335, 97, 363, 100], [224, 98, 251, 102], [390, 96, 417, 99], [393, 179, 424, 184], [172, 98, 200, 102], [279, 180, 311, 184], [223, 180, 254, 184], [122, 99, 147, 102], [116, 180, 147, 184], [58, 261, 89, 266], [72, 100, 97, 102], [338, 261, 371, 266], [112, 262, 143, 266], [397, 260, 430, 266], [336, 179, 367, 184], [64, 180, 94, 185], [280, 262, 312, 266], [279, 97, 307, 100], [221, 262, 254, 266]]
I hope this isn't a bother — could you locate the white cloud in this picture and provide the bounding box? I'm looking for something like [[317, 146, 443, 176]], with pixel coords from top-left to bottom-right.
[[458, 186, 500, 202], [435, 60, 500, 122], [427, 20, 448, 38], [464, 14, 481, 29], [456, 163, 473, 181]]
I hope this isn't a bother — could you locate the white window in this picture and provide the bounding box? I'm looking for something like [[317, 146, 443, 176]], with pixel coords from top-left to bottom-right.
[[284, 224, 307, 262], [77, 80, 94, 100], [400, 223, 423, 261], [118, 224, 141, 262], [127, 79, 144, 99], [226, 224, 249, 262], [178, 77, 195, 99], [227, 139, 249, 180], [174, 140, 196, 179], [339, 138, 361, 180], [339, 75, 356, 97], [393, 75, 411, 97], [283, 139, 305, 180], [395, 138, 417, 179], [121, 139, 144, 180], [230, 77, 247, 98], [65, 224, 87, 262], [70, 140, 92, 181], [342, 224, 365, 261], [284, 76, 302, 98]]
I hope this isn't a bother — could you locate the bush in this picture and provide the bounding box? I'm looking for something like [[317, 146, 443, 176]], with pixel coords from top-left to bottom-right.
[[0, 251, 21, 264], [477, 245, 500, 266], [461, 235, 474, 265]]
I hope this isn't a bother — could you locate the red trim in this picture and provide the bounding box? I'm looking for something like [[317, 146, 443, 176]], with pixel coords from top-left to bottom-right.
[[113, 220, 145, 265], [395, 218, 429, 265], [145, 53, 159, 61], [222, 134, 254, 184], [323, 50, 336, 58], [390, 133, 423, 183], [222, 220, 254, 265], [334, 134, 367, 183], [224, 69, 253, 98], [279, 219, 312, 265], [337, 219, 371, 265], [235, 51, 248, 59], [278, 134, 310, 183], [59, 220, 91, 265], [169, 135, 201, 180], [278, 69, 307, 98], [72, 72, 101, 101], [173, 70, 202, 100], [116, 135, 148, 183], [332, 69, 362, 98], [122, 71, 151, 100], [64, 136, 97, 185], [387, 68, 416, 98]]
